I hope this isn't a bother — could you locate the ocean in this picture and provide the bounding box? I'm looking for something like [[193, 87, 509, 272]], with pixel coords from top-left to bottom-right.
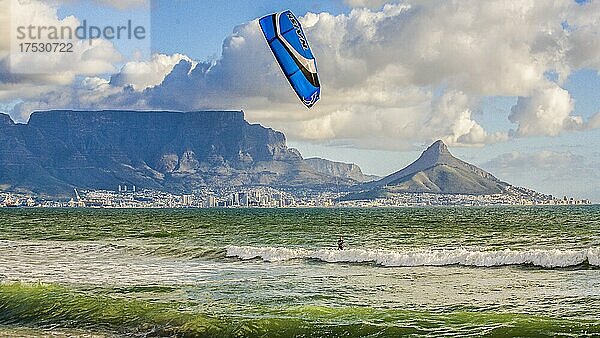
[[0, 206, 599, 337]]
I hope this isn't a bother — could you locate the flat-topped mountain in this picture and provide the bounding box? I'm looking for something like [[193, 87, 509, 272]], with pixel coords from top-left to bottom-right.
[[0, 110, 374, 196], [344, 140, 543, 200]]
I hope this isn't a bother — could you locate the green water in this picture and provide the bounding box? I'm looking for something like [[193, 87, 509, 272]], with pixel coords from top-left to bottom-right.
[[0, 206, 599, 337]]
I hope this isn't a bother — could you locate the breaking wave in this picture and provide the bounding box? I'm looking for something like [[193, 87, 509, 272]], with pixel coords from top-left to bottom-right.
[[226, 246, 600, 268]]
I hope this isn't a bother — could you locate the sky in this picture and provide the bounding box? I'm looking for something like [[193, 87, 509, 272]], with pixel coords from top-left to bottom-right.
[[1, 0, 600, 201]]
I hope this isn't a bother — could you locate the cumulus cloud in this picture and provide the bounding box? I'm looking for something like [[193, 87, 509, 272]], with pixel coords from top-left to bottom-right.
[[508, 84, 579, 137], [109, 54, 195, 91], [0, 0, 122, 105], [482, 150, 599, 199], [565, 3, 600, 70], [2, 0, 600, 149], [484, 150, 585, 172], [344, 0, 391, 9], [8, 0, 122, 75]]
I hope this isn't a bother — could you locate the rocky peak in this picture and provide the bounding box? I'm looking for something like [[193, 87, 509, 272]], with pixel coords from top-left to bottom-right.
[[352, 140, 512, 197], [366, 140, 465, 188], [416, 140, 456, 167], [425, 140, 449, 156]]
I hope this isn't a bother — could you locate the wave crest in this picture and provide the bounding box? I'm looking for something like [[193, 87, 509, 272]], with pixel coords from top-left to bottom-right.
[[226, 246, 600, 268]]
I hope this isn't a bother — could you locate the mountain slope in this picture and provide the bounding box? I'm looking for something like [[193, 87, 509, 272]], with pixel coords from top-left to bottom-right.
[[0, 110, 374, 196], [304, 158, 380, 182], [345, 140, 513, 200]]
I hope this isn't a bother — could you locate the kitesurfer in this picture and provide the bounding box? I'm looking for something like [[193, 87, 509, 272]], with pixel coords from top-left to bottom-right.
[[337, 236, 344, 250]]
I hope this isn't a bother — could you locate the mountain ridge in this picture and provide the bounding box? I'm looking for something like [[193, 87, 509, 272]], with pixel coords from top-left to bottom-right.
[[368, 140, 504, 191], [0, 110, 375, 196], [344, 140, 534, 200]]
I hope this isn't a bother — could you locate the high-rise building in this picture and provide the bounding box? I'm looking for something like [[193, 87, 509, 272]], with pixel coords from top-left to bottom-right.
[[181, 195, 193, 206], [205, 196, 217, 208], [238, 192, 248, 206]]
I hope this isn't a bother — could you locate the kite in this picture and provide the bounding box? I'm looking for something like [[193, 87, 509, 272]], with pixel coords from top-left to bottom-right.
[[259, 11, 321, 108]]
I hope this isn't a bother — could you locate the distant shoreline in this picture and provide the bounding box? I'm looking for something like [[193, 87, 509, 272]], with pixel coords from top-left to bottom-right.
[[0, 204, 597, 210]]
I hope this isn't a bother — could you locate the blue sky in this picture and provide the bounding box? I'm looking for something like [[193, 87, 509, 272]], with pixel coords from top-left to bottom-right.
[[150, 0, 348, 60], [144, 0, 600, 201], [4, 0, 600, 201], [60, 1, 349, 61], [159, 0, 600, 201]]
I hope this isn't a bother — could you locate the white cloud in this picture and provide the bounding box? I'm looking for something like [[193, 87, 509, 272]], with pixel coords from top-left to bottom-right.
[[508, 84, 579, 137], [565, 2, 600, 70], [482, 150, 599, 200], [0, 0, 122, 104], [344, 0, 391, 9], [8, 0, 123, 75], [2, 0, 600, 149], [148, 1, 600, 147], [426, 91, 508, 146], [484, 150, 584, 172], [109, 53, 195, 91]]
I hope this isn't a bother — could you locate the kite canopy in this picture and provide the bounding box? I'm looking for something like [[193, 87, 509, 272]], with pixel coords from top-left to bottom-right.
[[259, 10, 321, 108]]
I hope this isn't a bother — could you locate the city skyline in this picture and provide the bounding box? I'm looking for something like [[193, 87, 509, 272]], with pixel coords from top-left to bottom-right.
[[1, 0, 599, 201], [0, 136, 592, 208]]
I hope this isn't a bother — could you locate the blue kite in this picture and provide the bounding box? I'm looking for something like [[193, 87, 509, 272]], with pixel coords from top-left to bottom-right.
[[259, 10, 321, 108]]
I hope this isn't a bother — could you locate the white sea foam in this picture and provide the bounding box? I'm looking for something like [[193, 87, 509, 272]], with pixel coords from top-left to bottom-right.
[[226, 246, 600, 268]]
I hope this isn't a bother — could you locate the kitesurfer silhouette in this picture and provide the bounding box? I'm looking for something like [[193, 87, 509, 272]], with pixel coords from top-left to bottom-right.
[[337, 236, 344, 250]]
